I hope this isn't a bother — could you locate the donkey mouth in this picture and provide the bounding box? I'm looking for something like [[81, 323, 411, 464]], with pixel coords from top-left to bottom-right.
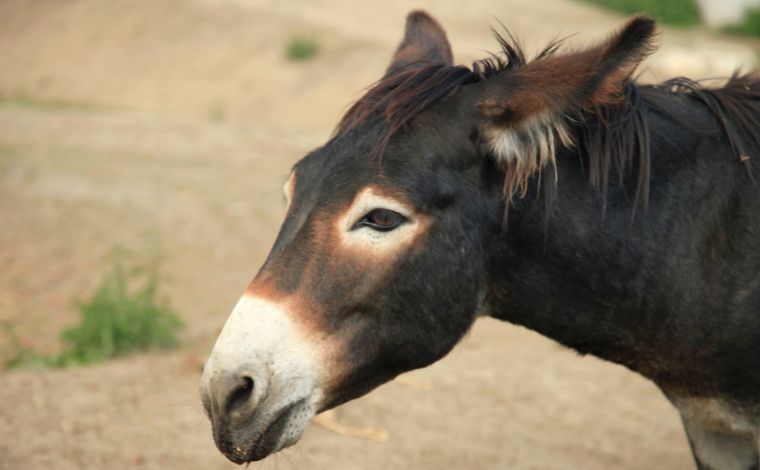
[[216, 397, 311, 464]]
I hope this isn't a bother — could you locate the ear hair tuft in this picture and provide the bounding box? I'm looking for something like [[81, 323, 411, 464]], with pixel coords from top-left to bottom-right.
[[483, 115, 573, 201], [475, 15, 657, 204]]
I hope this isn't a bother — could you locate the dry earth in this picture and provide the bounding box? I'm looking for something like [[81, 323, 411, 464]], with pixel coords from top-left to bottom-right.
[[1, 0, 758, 469]]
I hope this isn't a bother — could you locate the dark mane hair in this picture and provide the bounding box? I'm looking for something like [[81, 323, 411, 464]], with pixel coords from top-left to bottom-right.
[[334, 29, 541, 139], [335, 31, 760, 219]]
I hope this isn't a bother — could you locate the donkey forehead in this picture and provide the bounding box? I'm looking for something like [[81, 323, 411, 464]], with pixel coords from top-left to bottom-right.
[[290, 131, 467, 210]]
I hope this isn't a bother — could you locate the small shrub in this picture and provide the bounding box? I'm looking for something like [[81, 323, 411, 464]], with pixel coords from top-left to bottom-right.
[[53, 258, 183, 366], [723, 8, 760, 37], [581, 0, 701, 27], [4, 250, 183, 370], [286, 37, 319, 61]]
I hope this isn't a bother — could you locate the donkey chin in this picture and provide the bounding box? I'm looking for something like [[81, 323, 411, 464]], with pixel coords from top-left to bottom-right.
[[199, 295, 327, 463]]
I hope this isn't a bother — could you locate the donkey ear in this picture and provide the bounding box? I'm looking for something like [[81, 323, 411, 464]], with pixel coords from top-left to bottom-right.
[[386, 10, 453, 75], [475, 16, 657, 196]]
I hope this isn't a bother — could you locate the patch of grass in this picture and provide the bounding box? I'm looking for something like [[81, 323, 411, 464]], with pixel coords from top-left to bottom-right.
[[723, 8, 760, 37], [55, 257, 183, 366], [0, 93, 101, 111], [2, 322, 50, 370], [4, 248, 183, 370], [285, 37, 319, 61], [580, 0, 701, 27]]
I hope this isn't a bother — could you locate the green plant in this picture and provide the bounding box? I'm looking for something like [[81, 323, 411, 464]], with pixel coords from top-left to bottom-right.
[[4, 248, 183, 370], [286, 37, 319, 61], [54, 257, 182, 366], [2, 322, 50, 370], [723, 8, 760, 37], [581, 0, 701, 27]]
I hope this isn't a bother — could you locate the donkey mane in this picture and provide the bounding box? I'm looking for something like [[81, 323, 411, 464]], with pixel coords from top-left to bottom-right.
[[335, 30, 760, 219]]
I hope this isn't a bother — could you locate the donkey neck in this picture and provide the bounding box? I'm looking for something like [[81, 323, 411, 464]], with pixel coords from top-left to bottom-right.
[[486, 183, 658, 371], [482, 95, 738, 385]]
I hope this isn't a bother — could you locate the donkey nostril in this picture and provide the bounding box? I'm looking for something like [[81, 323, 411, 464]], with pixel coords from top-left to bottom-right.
[[225, 376, 254, 416], [205, 369, 268, 426]]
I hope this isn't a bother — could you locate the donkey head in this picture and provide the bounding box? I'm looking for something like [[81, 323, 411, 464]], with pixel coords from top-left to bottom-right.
[[200, 11, 656, 463]]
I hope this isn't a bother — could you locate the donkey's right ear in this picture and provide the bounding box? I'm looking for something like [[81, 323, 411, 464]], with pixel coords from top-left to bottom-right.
[[385, 10, 453, 76]]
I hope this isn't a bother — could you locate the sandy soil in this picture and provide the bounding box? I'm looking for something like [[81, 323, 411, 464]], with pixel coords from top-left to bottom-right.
[[0, 0, 757, 468]]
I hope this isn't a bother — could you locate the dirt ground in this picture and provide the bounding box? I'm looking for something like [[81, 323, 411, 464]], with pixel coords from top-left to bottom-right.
[[1, 1, 758, 468]]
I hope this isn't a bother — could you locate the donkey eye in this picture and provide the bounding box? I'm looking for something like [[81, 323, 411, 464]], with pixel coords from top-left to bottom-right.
[[354, 209, 407, 232]]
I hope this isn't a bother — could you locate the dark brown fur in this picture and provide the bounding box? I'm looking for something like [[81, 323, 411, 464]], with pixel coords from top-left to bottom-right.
[[335, 19, 760, 225]]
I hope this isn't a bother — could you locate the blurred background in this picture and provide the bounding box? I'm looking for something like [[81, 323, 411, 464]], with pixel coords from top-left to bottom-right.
[[1, 0, 759, 468]]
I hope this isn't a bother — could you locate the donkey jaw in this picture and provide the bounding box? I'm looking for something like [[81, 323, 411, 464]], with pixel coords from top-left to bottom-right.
[[200, 295, 328, 463]]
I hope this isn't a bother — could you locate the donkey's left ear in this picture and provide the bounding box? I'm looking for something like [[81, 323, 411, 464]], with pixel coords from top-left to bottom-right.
[[473, 16, 657, 196], [386, 10, 453, 75]]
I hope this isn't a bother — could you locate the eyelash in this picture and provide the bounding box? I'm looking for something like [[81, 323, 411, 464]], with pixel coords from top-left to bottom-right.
[[352, 209, 408, 232]]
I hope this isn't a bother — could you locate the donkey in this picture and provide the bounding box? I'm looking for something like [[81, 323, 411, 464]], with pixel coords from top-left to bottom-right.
[[200, 11, 760, 469]]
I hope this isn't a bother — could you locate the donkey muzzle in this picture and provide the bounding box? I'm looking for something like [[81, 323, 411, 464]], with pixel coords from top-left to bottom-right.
[[199, 295, 324, 462]]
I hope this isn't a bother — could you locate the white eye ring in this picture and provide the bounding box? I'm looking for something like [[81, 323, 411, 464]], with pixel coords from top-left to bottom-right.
[[338, 187, 421, 251], [343, 191, 413, 233]]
